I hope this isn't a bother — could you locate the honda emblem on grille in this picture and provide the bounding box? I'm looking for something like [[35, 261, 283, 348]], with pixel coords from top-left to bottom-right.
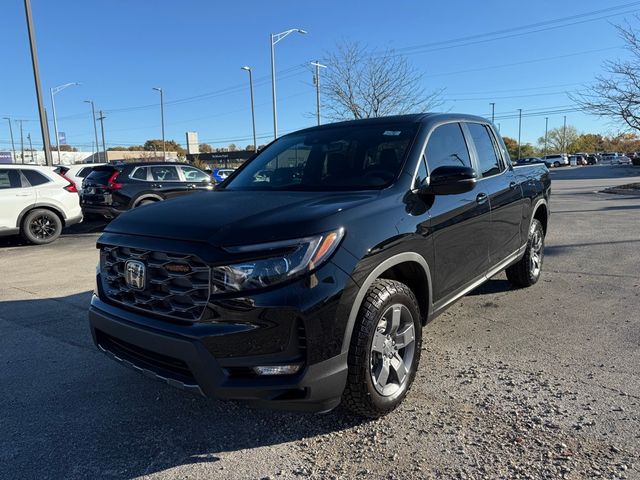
[[124, 260, 146, 290]]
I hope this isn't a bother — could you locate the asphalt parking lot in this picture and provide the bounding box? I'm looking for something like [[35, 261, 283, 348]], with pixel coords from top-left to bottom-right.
[[1, 164, 639, 480]]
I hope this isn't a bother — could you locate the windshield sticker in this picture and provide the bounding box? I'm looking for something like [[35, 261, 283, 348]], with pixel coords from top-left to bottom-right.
[[383, 130, 401, 136]]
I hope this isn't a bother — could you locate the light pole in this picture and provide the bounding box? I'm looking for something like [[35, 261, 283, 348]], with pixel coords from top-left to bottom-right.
[[28, 133, 34, 163], [270, 28, 307, 139], [3, 117, 16, 162], [562, 115, 567, 153], [50, 82, 80, 163], [152, 87, 166, 161], [544, 117, 549, 156], [241, 66, 257, 152], [310, 61, 327, 126], [19, 119, 25, 164], [23, 0, 53, 166], [517, 109, 523, 160], [490, 102, 495, 123], [97, 111, 107, 161], [84, 100, 101, 162]]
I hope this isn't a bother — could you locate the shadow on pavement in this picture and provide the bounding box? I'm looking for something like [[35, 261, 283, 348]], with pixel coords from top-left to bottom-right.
[[468, 278, 514, 296], [545, 238, 640, 256], [0, 291, 367, 479]]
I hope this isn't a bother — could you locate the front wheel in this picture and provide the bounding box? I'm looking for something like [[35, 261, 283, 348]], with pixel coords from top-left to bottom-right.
[[506, 219, 544, 287], [553, 161, 560, 168], [21, 208, 62, 245], [342, 279, 422, 418]]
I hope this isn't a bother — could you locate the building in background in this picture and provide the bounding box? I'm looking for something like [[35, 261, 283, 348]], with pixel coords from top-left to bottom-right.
[[186, 150, 254, 169]]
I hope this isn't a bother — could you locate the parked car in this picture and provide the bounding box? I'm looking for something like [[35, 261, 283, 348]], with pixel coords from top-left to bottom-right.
[[212, 168, 235, 183], [517, 157, 553, 168], [587, 155, 600, 165], [614, 155, 632, 165], [542, 154, 569, 167], [0, 165, 82, 244], [54, 163, 106, 190], [89, 113, 551, 417], [568, 155, 587, 166], [80, 162, 213, 219]]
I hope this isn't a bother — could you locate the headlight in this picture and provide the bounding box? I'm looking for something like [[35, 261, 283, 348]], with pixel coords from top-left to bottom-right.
[[211, 228, 344, 293]]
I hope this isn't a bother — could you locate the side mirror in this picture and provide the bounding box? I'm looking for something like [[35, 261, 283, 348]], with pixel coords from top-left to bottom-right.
[[420, 165, 477, 195]]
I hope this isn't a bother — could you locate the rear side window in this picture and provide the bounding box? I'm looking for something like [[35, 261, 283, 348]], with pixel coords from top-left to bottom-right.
[[22, 169, 51, 186], [86, 167, 118, 184], [150, 166, 180, 181], [425, 123, 471, 172], [467, 123, 502, 177], [0, 169, 22, 189], [131, 167, 148, 180], [78, 167, 93, 177]]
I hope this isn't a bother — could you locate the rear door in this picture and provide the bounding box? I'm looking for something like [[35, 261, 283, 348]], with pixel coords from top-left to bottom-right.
[[148, 165, 187, 200], [464, 122, 524, 266], [0, 169, 36, 230], [425, 122, 492, 303]]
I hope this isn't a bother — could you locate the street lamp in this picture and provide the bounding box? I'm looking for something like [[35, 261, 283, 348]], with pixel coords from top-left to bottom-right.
[[270, 28, 307, 139], [152, 87, 166, 161], [84, 100, 101, 162], [50, 82, 80, 163], [490, 102, 495, 123], [241, 66, 257, 152], [3, 117, 16, 162]]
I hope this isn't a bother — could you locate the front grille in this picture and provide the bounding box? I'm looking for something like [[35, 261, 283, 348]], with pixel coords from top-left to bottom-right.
[[101, 245, 210, 321], [96, 330, 196, 385]]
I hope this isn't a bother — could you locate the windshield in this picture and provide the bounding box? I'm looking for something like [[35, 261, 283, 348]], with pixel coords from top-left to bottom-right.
[[224, 123, 419, 191]]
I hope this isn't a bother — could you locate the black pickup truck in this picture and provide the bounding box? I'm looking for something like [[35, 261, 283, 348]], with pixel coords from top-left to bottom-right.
[[89, 114, 550, 417]]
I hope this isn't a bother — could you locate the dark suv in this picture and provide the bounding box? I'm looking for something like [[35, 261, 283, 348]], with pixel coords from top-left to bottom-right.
[[81, 162, 212, 218], [89, 114, 550, 417]]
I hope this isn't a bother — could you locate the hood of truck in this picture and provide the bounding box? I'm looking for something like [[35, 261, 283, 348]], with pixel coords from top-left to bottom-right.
[[104, 189, 380, 246]]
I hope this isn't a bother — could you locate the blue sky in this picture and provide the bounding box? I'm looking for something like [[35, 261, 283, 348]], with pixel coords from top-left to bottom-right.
[[1, 0, 638, 152]]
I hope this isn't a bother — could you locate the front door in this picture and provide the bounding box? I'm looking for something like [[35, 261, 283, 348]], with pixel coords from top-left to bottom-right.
[[424, 122, 492, 303], [0, 169, 36, 232]]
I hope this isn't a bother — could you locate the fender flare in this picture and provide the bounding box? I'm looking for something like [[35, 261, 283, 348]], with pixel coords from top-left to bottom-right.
[[132, 194, 163, 207], [530, 198, 548, 233], [340, 251, 432, 354], [16, 202, 67, 228]]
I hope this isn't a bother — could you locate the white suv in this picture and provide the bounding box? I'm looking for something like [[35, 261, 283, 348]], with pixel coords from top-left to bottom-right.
[[542, 154, 569, 167], [0, 165, 83, 244]]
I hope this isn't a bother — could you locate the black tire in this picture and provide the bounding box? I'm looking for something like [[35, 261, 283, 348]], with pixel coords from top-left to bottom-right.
[[506, 218, 544, 288], [21, 208, 63, 245], [553, 161, 560, 168], [342, 279, 422, 418]]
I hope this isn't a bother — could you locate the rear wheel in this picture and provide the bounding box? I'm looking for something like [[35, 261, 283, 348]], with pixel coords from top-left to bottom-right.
[[553, 161, 560, 168], [506, 219, 544, 287], [21, 208, 62, 245], [342, 279, 422, 418]]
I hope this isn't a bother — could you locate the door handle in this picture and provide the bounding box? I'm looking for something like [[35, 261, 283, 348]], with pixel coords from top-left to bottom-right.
[[509, 181, 518, 189], [151, 183, 162, 188], [15, 192, 31, 197], [476, 193, 488, 204]]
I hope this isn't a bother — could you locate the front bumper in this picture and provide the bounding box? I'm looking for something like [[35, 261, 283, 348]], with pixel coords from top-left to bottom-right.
[[89, 297, 348, 412]]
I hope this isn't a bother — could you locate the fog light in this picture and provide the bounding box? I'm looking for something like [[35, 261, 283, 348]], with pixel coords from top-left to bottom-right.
[[253, 364, 302, 376]]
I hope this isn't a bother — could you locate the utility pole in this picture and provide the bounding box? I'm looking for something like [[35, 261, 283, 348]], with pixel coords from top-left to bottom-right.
[[562, 115, 567, 153], [97, 111, 107, 162], [19, 120, 25, 164], [310, 61, 327, 126], [490, 102, 495, 123], [3, 117, 16, 162], [241, 66, 257, 152], [84, 100, 100, 162], [152, 87, 166, 161], [544, 117, 549, 156], [23, 0, 53, 166], [517, 109, 522, 160]]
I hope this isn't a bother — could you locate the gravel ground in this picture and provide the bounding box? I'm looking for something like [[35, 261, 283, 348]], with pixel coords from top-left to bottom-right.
[[0, 164, 639, 480]]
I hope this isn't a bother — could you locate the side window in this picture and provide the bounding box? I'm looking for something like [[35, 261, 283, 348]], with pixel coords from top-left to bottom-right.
[[180, 166, 210, 182], [131, 167, 148, 180], [78, 167, 92, 178], [149, 166, 179, 181], [424, 123, 471, 172], [0, 169, 22, 189], [467, 123, 502, 177], [21, 169, 51, 186]]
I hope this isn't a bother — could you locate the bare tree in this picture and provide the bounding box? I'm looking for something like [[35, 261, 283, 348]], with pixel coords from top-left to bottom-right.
[[322, 41, 442, 120], [574, 18, 640, 131]]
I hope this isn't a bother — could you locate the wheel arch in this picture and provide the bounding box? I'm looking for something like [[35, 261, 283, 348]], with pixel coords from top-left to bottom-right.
[[132, 193, 163, 207], [531, 200, 548, 236], [17, 203, 67, 228], [340, 252, 432, 354]]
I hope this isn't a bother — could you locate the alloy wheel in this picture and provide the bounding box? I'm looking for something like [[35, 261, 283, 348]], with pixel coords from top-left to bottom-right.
[[529, 227, 543, 278], [370, 304, 416, 397], [29, 214, 57, 240]]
